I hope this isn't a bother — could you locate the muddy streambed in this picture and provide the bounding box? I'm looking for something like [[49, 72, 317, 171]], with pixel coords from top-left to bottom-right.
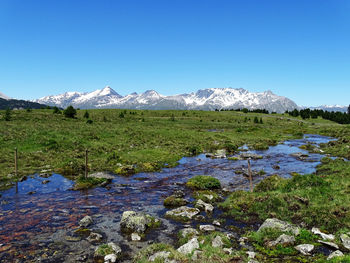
[[0, 134, 336, 262]]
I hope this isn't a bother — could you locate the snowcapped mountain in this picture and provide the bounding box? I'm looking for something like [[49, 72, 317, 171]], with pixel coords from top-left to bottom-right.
[[309, 105, 348, 113], [0, 92, 10, 100], [35, 86, 299, 113]]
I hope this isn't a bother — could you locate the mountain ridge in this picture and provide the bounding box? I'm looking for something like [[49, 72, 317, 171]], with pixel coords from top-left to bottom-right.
[[34, 86, 299, 113]]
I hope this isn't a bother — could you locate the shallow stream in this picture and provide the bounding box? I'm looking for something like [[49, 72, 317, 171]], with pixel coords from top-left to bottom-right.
[[0, 134, 336, 262]]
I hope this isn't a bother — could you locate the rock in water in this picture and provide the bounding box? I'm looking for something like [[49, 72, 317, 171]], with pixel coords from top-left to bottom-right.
[[120, 211, 159, 233], [177, 238, 199, 255], [131, 233, 141, 241], [104, 254, 117, 263], [79, 215, 93, 228], [165, 206, 200, 221], [199, 225, 215, 232], [195, 199, 214, 213]]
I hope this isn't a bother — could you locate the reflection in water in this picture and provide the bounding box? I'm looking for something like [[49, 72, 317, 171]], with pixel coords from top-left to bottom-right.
[[0, 134, 336, 261]]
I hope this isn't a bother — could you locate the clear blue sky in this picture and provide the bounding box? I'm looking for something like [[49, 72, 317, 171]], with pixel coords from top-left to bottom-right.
[[0, 0, 349, 106]]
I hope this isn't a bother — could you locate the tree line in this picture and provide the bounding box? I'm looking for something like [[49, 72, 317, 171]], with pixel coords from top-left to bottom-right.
[[286, 105, 350, 124]]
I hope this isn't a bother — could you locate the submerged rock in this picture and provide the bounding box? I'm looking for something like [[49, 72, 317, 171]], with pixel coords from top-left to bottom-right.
[[290, 152, 309, 161], [177, 237, 199, 255], [236, 153, 263, 160], [258, 218, 300, 235], [199, 225, 215, 232], [79, 215, 93, 228], [165, 206, 200, 221], [131, 233, 141, 241], [295, 244, 314, 255], [195, 199, 214, 213], [120, 211, 159, 234], [89, 172, 115, 180], [87, 232, 103, 243]]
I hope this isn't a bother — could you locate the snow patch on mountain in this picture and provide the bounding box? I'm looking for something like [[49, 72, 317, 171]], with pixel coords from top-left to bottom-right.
[[35, 87, 299, 113], [0, 92, 11, 100]]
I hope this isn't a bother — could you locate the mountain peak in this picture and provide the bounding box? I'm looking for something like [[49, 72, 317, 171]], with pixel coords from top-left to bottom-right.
[[34, 87, 298, 113], [0, 92, 11, 100], [100, 86, 119, 96]]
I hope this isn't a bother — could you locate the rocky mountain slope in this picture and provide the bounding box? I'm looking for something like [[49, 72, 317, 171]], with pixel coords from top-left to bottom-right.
[[35, 86, 299, 113]]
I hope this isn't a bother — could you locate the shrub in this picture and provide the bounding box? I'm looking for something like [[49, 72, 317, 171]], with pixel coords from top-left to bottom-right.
[[186, 175, 221, 190], [53, 106, 61, 114], [63, 106, 77, 118], [4, 108, 11, 121], [83, 110, 89, 119]]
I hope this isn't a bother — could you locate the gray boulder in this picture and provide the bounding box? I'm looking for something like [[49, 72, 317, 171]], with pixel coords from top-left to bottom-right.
[[327, 250, 344, 260], [340, 233, 350, 250], [295, 244, 314, 255], [177, 237, 199, 255], [212, 236, 224, 248], [258, 218, 300, 235], [120, 211, 159, 233], [267, 234, 295, 247], [199, 225, 215, 232], [312, 227, 335, 241], [149, 251, 171, 262]]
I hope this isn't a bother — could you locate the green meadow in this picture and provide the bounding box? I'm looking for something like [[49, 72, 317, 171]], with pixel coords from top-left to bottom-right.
[[0, 108, 343, 180]]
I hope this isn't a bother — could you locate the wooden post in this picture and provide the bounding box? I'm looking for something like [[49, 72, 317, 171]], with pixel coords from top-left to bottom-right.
[[85, 149, 88, 179], [15, 148, 18, 193], [248, 158, 253, 193]]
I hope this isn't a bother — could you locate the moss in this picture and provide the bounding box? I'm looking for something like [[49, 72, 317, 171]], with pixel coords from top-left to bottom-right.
[[186, 175, 221, 190], [163, 196, 187, 207], [192, 190, 221, 203], [94, 244, 114, 257], [132, 243, 186, 263], [254, 174, 286, 192], [73, 176, 106, 190]]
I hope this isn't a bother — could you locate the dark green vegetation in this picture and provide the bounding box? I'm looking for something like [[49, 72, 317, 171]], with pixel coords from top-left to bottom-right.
[[287, 108, 350, 124], [186, 175, 221, 190], [0, 97, 47, 110]]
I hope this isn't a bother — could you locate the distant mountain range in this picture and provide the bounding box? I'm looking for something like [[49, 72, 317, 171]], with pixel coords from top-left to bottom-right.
[[34, 86, 299, 113], [309, 105, 348, 113], [1, 88, 347, 113]]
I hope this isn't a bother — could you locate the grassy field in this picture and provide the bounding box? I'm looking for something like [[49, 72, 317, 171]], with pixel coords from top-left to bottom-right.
[[1, 108, 350, 262], [0, 108, 344, 181]]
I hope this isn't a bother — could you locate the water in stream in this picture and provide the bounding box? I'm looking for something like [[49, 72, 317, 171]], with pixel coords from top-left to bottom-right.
[[0, 134, 336, 262]]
